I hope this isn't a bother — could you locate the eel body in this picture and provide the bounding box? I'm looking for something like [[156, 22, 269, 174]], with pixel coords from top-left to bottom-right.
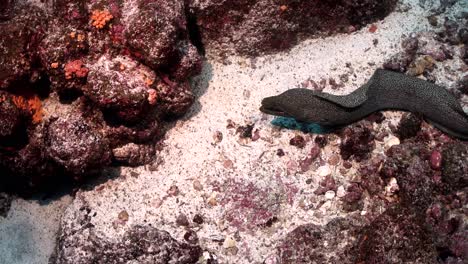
[[260, 69, 468, 140]]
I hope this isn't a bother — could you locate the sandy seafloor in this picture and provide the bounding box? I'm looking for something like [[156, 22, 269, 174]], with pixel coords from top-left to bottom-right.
[[1, 0, 467, 263]]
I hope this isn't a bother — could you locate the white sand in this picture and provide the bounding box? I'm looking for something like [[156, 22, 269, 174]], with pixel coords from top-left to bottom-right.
[[2, 0, 467, 263]]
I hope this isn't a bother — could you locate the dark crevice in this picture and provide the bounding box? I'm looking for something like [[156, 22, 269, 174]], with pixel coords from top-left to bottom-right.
[[184, 4, 205, 55], [437, 247, 456, 261], [59, 89, 83, 104], [0, 122, 29, 151]]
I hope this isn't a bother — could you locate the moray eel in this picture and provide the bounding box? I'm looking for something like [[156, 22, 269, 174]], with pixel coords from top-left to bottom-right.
[[260, 69, 468, 140]]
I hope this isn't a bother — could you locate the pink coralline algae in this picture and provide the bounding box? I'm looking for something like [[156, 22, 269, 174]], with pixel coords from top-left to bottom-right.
[[219, 180, 282, 231]]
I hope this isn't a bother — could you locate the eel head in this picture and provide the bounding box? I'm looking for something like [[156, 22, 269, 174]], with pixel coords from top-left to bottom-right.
[[260, 88, 336, 124], [260, 89, 305, 118]]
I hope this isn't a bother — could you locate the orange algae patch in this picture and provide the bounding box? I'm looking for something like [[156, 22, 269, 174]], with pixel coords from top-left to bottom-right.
[[77, 34, 85, 42], [65, 60, 89, 79], [145, 78, 154, 86], [91, 9, 113, 29], [12, 95, 43, 124]]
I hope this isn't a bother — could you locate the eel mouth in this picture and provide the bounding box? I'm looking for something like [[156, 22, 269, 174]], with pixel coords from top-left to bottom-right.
[[259, 105, 287, 116], [260, 97, 289, 116]]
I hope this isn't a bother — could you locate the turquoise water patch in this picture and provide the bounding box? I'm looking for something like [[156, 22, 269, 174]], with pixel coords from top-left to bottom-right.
[[271, 117, 333, 134]]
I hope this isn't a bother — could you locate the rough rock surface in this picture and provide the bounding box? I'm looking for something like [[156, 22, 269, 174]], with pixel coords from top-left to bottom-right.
[[54, 199, 202, 264], [46, 112, 112, 176], [0, 193, 12, 217], [0, 0, 203, 192], [2, 0, 468, 264], [277, 219, 358, 263], [352, 206, 438, 263], [189, 0, 398, 56]]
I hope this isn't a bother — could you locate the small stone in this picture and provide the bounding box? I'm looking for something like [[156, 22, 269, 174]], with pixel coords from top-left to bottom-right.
[[226, 119, 236, 129], [184, 230, 199, 244], [213, 131, 223, 144], [384, 177, 399, 195], [208, 193, 218, 206], [396, 113, 422, 140], [223, 236, 237, 248], [176, 213, 190, 226], [118, 210, 129, 222], [252, 129, 260, 141], [369, 24, 378, 33], [427, 15, 438, 27], [276, 149, 285, 157], [317, 165, 331, 177], [223, 159, 234, 169], [343, 161, 353, 169], [314, 175, 337, 195], [299, 156, 314, 172], [290, 135, 306, 149], [193, 180, 203, 191], [226, 246, 239, 255], [402, 36, 419, 54], [152, 198, 163, 208], [193, 214, 204, 224], [243, 89, 251, 99], [328, 154, 340, 166], [407, 55, 435, 76], [457, 75, 468, 95], [286, 159, 298, 173], [309, 146, 321, 160], [167, 185, 179, 196], [383, 52, 413, 73], [324, 190, 336, 200], [237, 124, 254, 139], [384, 135, 400, 148], [430, 150, 442, 170], [337, 186, 346, 198]]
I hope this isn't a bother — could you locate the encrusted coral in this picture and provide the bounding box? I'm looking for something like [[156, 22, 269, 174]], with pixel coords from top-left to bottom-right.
[[12, 95, 43, 124], [0, 91, 22, 138], [0, 0, 202, 192], [0, 4, 47, 88], [45, 112, 111, 176], [90, 9, 113, 29], [84, 55, 155, 123], [64, 60, 89, 80]]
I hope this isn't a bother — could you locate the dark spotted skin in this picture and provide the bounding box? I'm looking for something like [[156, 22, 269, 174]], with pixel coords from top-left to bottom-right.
[[260, 69, 468, 140]]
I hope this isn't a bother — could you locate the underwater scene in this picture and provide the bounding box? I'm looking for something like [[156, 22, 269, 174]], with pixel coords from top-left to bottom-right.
[[0, 0, 467, 263]]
